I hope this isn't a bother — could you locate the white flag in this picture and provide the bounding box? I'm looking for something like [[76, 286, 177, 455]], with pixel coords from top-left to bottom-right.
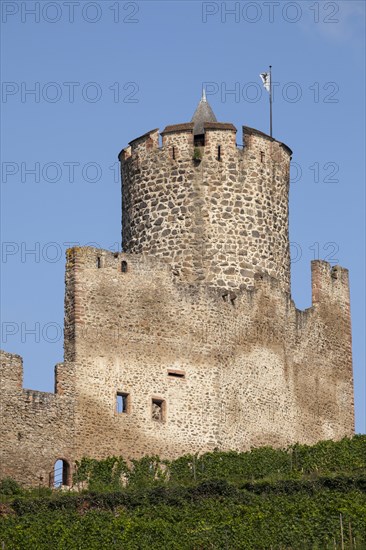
[[260, 72, 271, 93]]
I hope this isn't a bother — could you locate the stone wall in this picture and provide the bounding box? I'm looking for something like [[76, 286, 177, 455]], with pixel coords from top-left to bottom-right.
[[120, 125, 292, 294], [67, 248, 353, 462], [0, 352, 75, 486], [0, 247, 354, 486]]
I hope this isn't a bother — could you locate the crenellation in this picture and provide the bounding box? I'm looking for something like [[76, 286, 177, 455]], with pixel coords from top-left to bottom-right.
[[311, 260, 351, 309], [0, 350, 23, 391], [129, 128, 160, 153], [204, 124, 237, 158], [0, 351, 75, 487], [161, 128, 194, 161], [120, 119, 292, 293]]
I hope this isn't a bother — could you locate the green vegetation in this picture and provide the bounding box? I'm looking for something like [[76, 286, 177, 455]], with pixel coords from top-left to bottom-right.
[[1, 436, 366, 549], [193, 146, 203, 160]]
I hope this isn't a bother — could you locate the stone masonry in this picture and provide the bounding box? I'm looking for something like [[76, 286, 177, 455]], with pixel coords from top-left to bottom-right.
[[0, 95, 354, 487], [121, 124, 291, 293]]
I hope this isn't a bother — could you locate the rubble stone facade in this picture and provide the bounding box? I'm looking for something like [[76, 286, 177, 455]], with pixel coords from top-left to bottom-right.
[[121, 125, 291, 293], [0, 101, 354, 487]]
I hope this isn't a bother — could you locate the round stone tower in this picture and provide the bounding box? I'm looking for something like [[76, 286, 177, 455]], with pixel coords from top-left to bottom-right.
[[119, 93, 292, 293]]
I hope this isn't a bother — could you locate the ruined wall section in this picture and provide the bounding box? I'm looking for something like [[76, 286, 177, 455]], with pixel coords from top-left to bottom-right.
[[66, 248, 353, 462], [220, 261, 354, 450], [120, 125, 292, 293], [0, 351, 76, 487]]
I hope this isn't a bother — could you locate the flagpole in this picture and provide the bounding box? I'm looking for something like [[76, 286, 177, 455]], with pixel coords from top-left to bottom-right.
[[269, 65, 273, 137]]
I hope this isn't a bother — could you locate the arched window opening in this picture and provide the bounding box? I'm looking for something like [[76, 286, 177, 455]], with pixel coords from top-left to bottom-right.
[[51, 459, 71, 488], [97, 256, 101, 268], [121, 260, 128, 273]]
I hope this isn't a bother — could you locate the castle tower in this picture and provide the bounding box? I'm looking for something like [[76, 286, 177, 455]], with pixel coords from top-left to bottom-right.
[[0, 95, 354, 488], [119, 93, 292, 293]]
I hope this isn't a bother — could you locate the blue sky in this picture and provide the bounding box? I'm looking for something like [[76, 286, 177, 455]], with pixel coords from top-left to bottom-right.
[[1, 0, 365, 432]]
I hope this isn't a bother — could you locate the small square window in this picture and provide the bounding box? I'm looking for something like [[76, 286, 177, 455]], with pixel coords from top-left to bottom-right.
[[116, 392, 130, 414], [152, 398, 166, 422]]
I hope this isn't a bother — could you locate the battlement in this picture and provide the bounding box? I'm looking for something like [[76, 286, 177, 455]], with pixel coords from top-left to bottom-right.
[[0, 349, 75, 487], [0, 350, 23, 391], [119, 119, 292, 293], [311, 260, 350, 307], [65, 246, 167, 273], [118, 124, 291, 165], [0, 350, 73, 399], [243, 126, 293, 156]]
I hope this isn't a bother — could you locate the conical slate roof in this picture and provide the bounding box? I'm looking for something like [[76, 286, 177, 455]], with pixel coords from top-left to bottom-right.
[[191, 90, 217, 135]]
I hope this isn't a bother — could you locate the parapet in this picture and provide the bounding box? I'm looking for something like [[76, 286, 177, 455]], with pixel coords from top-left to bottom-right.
[[118, 123, 292, 168], [0, 350, 23, 391], [65, 246, 167, 273], [118, 128, 160, 163], [311, 260, 350, 310], [129, 128, 160, 150], [204, 122, 237, 156], [243, 126, 293, 158], [161, 123, 194, 160], [0, 349, 71, 403]]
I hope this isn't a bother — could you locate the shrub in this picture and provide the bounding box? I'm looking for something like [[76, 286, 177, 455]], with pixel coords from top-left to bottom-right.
[[0, 477, 23, 496], [193, 147, 202, 160]]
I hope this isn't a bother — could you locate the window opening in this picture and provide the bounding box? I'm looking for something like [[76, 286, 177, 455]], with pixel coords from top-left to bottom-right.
[[168, 370, 185, 379], [116, 392, 130, 413], [152, 398, 165, 422], [51, 459, 70, 488], [194, 134, 205, 147]]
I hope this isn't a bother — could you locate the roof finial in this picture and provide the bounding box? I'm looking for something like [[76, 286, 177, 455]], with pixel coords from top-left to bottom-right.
[[191, 90, 217, 135]]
